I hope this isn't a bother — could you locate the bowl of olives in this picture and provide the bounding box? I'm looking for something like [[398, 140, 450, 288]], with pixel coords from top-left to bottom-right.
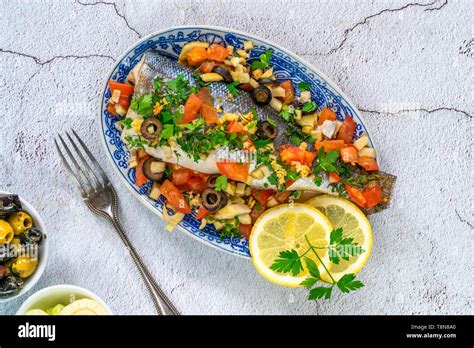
[[0, 191, 49, 302]]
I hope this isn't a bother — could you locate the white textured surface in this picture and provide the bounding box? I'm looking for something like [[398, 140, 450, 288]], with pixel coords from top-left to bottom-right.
[[0, 0, 472, 315]]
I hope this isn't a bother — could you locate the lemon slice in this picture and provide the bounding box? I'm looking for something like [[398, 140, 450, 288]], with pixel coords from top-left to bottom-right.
[[305, 195, 373, 282], [249, 203, 333, 287]]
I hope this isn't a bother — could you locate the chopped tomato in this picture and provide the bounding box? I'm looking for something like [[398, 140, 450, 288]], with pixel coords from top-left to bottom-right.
[[199, 61, 215, 73], [250, 203, 266, 223], [275, 190, 292, 203], [337, 115, 356, 144], [226, 120, 246, 134], [239, 224, 252, 239], [200, 103, 218, 124], [108, 81, 134, 96], [340, 146, 358, 163], [171, 167, 193, 186], [196, 88, 218, 124], [135, 155, 150, 187], [315, 140, 345, 152], [280, 145, 316, 167], [344, 183, 367, 208], [285, 180, 295, 189], [280, 80, 295, 104], [195, 205, 209, 220], [117, 95, 130, 110], [358, 157, 379, 171], [216, 162, 249, 183], [187, 47, 208, 67], [172, 168, 209, 193], [318, 107, 337, 125], [251, 189, 275, 206], [107, 103, 116, 116], [188, 177, 208, 193], [206, 44, 228, 62], [329, 172, 340, 183], [160, 180, 192, 214], [363, 184, 383, 208], [181, 93, 202, 124]]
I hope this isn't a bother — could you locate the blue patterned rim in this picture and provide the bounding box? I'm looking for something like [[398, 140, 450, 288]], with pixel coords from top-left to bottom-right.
[[98, 26, 376, 259]]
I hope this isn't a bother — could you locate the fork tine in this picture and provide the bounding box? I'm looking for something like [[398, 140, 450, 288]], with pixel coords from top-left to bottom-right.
[[55, 139, 87, 197], [57, 134, 94, 193], [65, 131, 103, 188], [71, 129, 110, 185]]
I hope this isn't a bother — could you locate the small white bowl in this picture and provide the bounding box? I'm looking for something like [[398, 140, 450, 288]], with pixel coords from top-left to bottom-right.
[[16, 284, 113, 315], [0, 191, 49, 303]]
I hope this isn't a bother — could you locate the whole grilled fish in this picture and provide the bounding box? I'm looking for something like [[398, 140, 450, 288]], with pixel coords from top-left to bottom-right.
[[121, 51, 396, 213]]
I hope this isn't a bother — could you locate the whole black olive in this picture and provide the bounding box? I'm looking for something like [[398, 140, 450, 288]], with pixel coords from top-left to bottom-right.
[[0, 275, 24, 298], [212, 66, 233, 83], [201, 189, 228, 211], [19, 228, 43, 246], [256, 121, 278, 140], [140, 118, 163, 141], [207, 174, 220, 188], [0, 195, 22, 217], [142, 158, 165, 182], [251, 86, 272, 106]]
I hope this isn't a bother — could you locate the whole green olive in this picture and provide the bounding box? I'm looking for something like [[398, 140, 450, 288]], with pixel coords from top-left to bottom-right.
[[12, 256, 38, 278]]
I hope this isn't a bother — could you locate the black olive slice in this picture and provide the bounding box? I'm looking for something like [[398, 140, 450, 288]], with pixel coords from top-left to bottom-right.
[[142, 158, 165, 182], [212, 66, 233, 83], [251, 86, 272, 106], [258, 78, 279, 85], [207, 174, 220, 188], [201, 188, 227, 211], [256, 121, 278, 140], [140, 118, 163, 141]]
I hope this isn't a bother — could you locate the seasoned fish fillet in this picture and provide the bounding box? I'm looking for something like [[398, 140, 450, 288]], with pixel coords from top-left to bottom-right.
[[121, 51, 396, 212]]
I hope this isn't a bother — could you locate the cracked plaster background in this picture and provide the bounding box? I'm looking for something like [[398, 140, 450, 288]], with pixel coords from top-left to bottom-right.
[[0, 0, 472, 315]]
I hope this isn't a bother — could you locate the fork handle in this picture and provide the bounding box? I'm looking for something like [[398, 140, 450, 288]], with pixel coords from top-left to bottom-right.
[[110, 219, 180, 315]]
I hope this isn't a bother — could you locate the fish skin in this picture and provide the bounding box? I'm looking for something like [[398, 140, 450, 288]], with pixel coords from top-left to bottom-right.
[[122, 51, 396, 212]]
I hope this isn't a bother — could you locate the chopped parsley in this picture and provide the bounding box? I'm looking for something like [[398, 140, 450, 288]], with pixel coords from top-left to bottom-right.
[[250, 49, 272, 70], [302, 101, 317, 113], [215, 175, 228, 192], [227, 81, 240, 96], [160, 124, 174, 140], [119, 118, 133, 129], [131, 94, 154, 117], [297, 81, 311, 91]]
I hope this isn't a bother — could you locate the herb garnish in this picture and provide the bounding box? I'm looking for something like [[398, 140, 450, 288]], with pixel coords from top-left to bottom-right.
[[313, 148, 340, 186], [215, 175, 228, 192], [119, 118, 133, 129], [227, 81, 240, 97], [270, 229, 365, 300], [250, 49, 272, 70], [131, 95, 154, 117], [297, 81, 311, 91], [302, 101, 317, 113]]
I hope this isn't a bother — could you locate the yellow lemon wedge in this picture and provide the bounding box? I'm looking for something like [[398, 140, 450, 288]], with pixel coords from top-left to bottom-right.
[[249, 203, 333, 287], [305, 195, 373, 282]]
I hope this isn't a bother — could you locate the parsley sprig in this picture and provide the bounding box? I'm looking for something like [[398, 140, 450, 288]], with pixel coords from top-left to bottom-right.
[[270, 228, 365, 300]]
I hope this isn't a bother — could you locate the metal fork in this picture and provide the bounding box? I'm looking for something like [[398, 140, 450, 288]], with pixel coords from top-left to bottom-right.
[[55, 129, 179, 315]]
